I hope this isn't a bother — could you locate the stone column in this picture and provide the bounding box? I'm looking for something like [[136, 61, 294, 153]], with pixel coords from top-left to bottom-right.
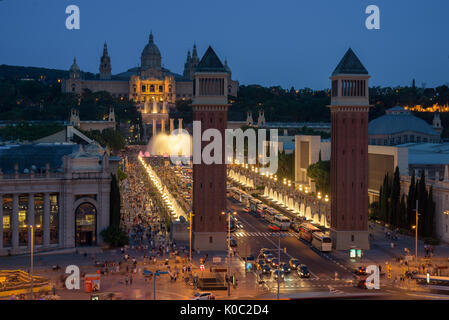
[[0, 194, 3, 249], [152, 119, 157, 137], [170, 118, 174, 134], [27, 193, 34, 249], [12, 194, 19, 249], [43, 193, 50, 247], [161, 119, 165, 133], [178, 118, 183, 130]]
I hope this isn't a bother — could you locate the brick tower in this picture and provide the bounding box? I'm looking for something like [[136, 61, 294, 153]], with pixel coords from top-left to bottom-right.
[[192, 46, 229, 251], [329, 48, 371, 250]]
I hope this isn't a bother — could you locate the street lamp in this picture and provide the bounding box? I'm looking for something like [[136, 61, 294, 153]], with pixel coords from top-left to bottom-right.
[[29, 224, 40, 300], [222, 210, 237, 296], [188, 211, 194, 268]]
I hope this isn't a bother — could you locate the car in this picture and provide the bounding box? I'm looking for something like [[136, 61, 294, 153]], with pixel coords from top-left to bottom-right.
[[255, 259, 265, 270], [261, 264, 272, 275], [272, 269, 284, 281], [356, 279, 368, 289], [246, 255, 255, 262], [355, 266, 367, 275], [191, 292, 215, 300], [271, 258, 280, 268], [290, 222, 300, 232], [265, 254, 274, 263], [280, 263, 291, 274], [289, 259, 301, 270], [298, 265, 310, 278], [262, 251, 272, 259]]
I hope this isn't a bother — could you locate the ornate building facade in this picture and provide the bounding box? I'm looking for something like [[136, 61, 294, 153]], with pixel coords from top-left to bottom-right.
[[62, 33, 239, 104], [0, 143, 119, 255]]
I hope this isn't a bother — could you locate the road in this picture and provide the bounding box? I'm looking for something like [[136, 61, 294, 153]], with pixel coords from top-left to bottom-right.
[[226, 198, 363, 294]]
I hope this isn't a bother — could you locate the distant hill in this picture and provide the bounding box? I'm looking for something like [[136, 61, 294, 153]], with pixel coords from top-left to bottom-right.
[[0, 64, 96, 82]]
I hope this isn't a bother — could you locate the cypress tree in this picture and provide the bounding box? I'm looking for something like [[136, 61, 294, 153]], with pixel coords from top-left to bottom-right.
[[424, 186, 435, 238], [406, 170, 416, 228], [390, 167, 401, 227], [110, 174, 121, 228], [416, 170, 427, 237], [400, 194, 407, 228], [379, 173, 390, 222]]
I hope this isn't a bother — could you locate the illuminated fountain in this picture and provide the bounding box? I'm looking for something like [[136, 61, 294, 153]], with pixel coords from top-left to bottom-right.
[[146, 132, 192, 158], [138, 156, 187, 220]]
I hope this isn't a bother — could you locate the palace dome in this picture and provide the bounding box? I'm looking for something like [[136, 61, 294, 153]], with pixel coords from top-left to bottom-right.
[[368, 106, 438, 136], [141, 32, 161, 70]]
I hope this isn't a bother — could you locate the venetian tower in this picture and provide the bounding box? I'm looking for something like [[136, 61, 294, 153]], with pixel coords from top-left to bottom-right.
[[99, 42, 111, 80], [192, 46, 229, 251], [329, 48, 371, 250]]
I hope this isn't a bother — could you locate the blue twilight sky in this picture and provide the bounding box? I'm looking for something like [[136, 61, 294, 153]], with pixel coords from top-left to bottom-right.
[[0, 0, 448, 89]]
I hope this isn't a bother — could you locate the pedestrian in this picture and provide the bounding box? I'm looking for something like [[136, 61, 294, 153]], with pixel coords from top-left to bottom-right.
[[125, 275, 129, 286], [130, 274, 133, 285]]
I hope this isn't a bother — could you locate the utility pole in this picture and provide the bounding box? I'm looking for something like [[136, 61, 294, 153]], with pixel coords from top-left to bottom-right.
[[223, 211, 236, 297], [189, 211, 193, 268], [228, 213, 231, 296], [30, 225, 34, 300], [277, 229, 280, 300]]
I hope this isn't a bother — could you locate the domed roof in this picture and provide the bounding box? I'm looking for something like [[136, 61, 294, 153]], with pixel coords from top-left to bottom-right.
[[141, 32, 161, 69], [69, 57, 80, 72], [369, 106, 438, 136]]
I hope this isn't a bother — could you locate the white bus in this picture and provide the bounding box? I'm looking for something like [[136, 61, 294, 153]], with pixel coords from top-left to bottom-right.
[[311, 232, 332, 252], [263, 208, 279, 224], [273, 214, 291, 231]]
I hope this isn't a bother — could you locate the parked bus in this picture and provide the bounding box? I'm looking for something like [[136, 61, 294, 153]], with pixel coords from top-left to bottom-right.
[[263, 208, 279, 224], [249, 198, 262, 217], [273, 214, 291, 231], [311, 232, 332, 252], [299, 223, 321, 242], [240, 192, 251, 209]]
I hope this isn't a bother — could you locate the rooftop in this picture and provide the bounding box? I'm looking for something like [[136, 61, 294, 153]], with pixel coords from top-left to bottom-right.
[[0, 143, 79, 174], [332, 48, 369, 76], [195, 46, 227, 73], [368, 107, 438, 136]]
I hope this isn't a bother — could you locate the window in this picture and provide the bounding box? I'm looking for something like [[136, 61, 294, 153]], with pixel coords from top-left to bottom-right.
[[50, 193, 59, 244], [209, 236, 213, 243], [332, 80, 338, 97], [351, 235, 354, 242], [159, 85, 163, 92], [141, 85, 146, 92], [150, 85, 155, 92]]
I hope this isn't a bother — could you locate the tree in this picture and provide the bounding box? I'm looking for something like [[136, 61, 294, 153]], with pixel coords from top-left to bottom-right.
[[307, 160, 330, 194], [416, 170, 427, 237], [100, 226, 129, 247], [109, 174, 121, 228], [390, 167, 401, 227], [424, 186, 436, 238], [379, 173, 390, 222], [406, 170, 416, 228]]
